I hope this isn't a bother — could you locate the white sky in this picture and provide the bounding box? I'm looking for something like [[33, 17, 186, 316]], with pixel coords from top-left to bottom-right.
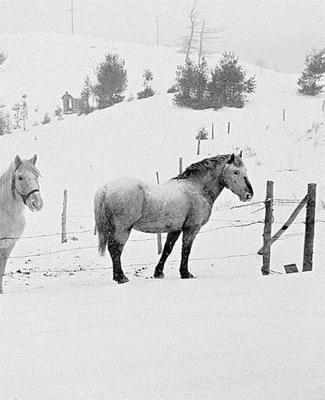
[[0, 0, 324, 72]]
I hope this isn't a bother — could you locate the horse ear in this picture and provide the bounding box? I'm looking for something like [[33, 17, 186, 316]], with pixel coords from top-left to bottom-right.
[[15, 155, 23, 167], [227, 153, 235, 164], [239, 150, 243, 158], [30, 154, 37, 165]]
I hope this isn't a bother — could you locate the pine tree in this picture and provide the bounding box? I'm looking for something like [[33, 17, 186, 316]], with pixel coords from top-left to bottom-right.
[[297, 48, 325, 95], [207, 52, 256, 108], [174, 58, 209, 109], [93, 53, 128, 109]]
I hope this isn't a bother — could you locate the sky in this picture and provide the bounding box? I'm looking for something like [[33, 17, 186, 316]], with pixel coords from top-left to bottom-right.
[[0, 0, 324, 72]]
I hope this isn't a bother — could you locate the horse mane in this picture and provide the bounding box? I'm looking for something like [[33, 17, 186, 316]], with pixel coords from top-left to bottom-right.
[[174, 154, 243, 180]]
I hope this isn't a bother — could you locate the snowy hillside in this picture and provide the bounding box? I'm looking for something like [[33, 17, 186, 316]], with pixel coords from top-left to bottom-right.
[[1, 33, 325, 399]]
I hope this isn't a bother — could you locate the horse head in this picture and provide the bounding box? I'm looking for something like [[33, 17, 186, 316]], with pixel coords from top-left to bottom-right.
[[221, 152, 253, 202], [13, 155, 43, 212]]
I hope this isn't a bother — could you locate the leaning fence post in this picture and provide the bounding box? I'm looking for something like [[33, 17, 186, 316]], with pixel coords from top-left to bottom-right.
[[303, 183, 316, 272], [211, 123, 215, 140], [156, 172, 162, 255], [61, 190, 68, 243], [261, 181, 274, 275]]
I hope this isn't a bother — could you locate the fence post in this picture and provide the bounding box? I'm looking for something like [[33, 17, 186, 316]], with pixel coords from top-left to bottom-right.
[[197, 138, 201, 155], [303, 183, 316, 272], [211, 123, 214, 140], [261, 181, 274, 275], [227, 122, 231, 134], [179, 157, 183, 175], [61, 190, 68, 243], [282, 108, 286, 122], [156, 172, 162, 255], [322, 100, 325, 113]]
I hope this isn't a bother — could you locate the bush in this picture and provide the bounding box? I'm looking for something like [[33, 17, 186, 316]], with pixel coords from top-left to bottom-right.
[[297, 48, 325, 96], [195, 127, 208, 140], [41, 112, 51, 125], [93, 53, 128, 109], [167, 84, 178, 94], [137, 69, 155, 99]]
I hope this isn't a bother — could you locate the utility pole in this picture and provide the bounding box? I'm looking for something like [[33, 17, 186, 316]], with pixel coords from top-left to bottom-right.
[[155, 15, 161, 46], [70, 0, 74, 34]]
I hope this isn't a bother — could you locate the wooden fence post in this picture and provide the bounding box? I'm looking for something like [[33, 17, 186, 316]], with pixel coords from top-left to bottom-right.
[[227, 122, 230, 134], [61, 190, 68, 243], [211, 123, 214, 140], [282, 108, 286, 122], [179, 157, 183, 175], [303, 183, 316, 272], [322, 100, 325, 113], [261, 181, 274, 275], [197, 138, 201, 155], [156, 172, 162, 255]]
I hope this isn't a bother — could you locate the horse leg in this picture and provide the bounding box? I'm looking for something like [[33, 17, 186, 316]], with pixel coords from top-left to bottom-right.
[[107, 229, 130, 284], [179, 227, 200, 279], [154, 230, 181, 279], [0, 244, 15, 294]]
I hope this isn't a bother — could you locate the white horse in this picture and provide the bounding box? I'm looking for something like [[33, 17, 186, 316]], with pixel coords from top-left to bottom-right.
[[0, 155, 43, 293], [94, 153, 253, 284]]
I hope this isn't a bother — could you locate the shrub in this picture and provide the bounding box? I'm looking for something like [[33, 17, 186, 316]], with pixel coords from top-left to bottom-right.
[[167, 84, 178, 94], [93, 53, 128, 109], [41, 112, 51, 125], [195, 127, 209, 140], [137, 69, 155, 99]]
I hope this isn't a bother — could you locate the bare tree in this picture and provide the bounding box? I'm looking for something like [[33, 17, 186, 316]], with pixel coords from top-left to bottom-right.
[[185, 0, 198, 62], [197, 21, 225, 65]]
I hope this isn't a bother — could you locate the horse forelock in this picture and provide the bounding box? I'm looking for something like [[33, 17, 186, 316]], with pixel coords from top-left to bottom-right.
[[15, 160, 41, 178]]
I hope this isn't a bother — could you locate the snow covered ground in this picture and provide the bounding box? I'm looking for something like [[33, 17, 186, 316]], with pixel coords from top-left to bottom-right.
[[1, 33, 325, 399]]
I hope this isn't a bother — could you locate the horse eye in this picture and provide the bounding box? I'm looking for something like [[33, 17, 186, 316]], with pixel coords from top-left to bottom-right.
[[18, 175, 23, 181], [233, 170, 240, 175]]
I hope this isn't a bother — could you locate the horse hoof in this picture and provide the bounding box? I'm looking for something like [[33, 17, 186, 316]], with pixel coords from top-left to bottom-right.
[[181, 273, 195, 279], [117, 276, 129, 284], [154, 272, 165, 279]]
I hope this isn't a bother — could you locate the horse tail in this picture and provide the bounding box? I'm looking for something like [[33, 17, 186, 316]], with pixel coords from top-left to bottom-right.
[[94, 192, 115, 256]]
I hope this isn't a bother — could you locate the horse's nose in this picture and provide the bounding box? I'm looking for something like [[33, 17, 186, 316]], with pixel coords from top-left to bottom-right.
[[245, 192, 252, 201]]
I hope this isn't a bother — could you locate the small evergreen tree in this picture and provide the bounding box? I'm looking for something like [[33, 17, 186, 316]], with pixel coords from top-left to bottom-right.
[[207, 52, 256, 109], [174, 58, 209, 109], [80, 75, 93, 114], [195, 126, 208, 140], [93, 53, 128, 109], [297, 48, 325, 95], [137, 69, 155, 99]]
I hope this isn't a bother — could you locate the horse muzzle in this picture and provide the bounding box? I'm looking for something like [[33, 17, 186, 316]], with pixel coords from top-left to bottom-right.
[[25, 190, 43, 212]]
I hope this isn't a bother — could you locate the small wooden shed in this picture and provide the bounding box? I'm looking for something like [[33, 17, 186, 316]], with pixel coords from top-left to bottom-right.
[[61, 91, 86, 114]]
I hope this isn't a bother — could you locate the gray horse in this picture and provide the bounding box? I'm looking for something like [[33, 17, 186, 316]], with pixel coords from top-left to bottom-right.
[[0, 155, 43, 293], [94, 153, 253, 284]]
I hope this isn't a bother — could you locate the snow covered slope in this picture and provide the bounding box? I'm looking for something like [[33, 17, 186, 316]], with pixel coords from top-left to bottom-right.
[[0, 33, 325, 399]]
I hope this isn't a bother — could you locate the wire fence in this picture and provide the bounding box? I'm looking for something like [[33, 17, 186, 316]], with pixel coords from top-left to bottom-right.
[[2, 197, 324, 262]]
